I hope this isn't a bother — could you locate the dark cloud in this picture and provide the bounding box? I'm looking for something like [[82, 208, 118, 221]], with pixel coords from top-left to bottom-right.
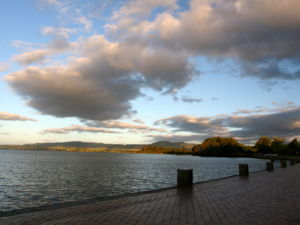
[[155, 115, 229, 136], [6, 0, 300, 122], [7, 35, 195, 121], [180, 96, 203, 103], [108, 0, 300, 80], [226, 107, 300, 138], [173, 96, 203, 103], [155, 106, 300, 143]]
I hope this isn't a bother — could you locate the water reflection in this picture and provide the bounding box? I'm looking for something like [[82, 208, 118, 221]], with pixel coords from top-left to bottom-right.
[[0, 150, 270, 211]]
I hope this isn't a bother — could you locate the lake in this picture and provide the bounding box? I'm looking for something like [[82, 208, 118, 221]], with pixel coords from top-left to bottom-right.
[[0, 150, 270, 212]]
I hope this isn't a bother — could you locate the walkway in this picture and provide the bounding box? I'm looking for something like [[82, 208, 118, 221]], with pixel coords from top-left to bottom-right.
[[1, 164, 300, 225]]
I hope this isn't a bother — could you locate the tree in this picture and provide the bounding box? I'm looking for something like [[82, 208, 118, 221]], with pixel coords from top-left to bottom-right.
[[271, 137, 287, 155], [287, 138, 300, 155], [195, 137, 244, 157], [255, 136, 272, 154]]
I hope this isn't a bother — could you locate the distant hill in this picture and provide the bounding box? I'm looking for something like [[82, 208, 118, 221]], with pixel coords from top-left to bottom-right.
[[149, 141, 194, 150], [0, 141, 195, 154], [21, 141, 144, 150]]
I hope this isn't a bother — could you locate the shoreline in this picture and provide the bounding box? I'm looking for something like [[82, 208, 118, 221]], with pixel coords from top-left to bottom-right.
[[0, 165, 271, 218], [2, 164, 299, 225]]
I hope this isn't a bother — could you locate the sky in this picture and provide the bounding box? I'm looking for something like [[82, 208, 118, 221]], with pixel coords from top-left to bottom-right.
[[0, 0, 300, 145]]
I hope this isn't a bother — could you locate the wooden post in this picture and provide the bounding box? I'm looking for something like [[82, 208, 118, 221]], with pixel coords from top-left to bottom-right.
[[239, 164, 249, 176], [177, 169, 193, 188], [290, 159, 295, 165], [271, 158, 275, 163], [280, 160, 287, 168], [266, 162, 273, 171]]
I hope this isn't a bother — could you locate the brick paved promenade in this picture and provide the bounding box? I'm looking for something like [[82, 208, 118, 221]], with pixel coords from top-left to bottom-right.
[[1, 164, 299, 225]]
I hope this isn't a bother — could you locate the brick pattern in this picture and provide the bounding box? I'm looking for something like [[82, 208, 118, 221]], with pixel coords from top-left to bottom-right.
[[1, 165, 300, 225]]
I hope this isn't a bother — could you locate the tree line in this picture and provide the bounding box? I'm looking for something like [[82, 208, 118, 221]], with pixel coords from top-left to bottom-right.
[[192, 136, 300, 157]]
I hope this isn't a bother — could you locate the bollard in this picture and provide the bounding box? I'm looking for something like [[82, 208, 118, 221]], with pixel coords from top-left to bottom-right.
[[266, 162, 273, 171], [290, 159, 295, 165], [177, 169, 193, 188], [280, 160, 287, 168], [239, 164, 249, 176], [270, 158, 275, 163]]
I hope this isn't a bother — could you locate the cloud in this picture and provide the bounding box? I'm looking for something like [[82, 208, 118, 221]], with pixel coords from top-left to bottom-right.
[[154, 106, 300, 143], [233, 104, 298, 115], [12, 49, 53, 65], [42, 26, 77, 39], [132, 119, 144, 124], [0, 62, 10, 72], [41, 125, 118, 134], [107, 0, 300, 80], [155, 114, 229, 136], [36, 0, 69, 14], [180, 96, 203, 103], [0, 112, 37, 121], [6, 35, 195, 120], [112, 0, 178, 19], [11, 38, 71, 65], [75, 16, 92, 32], [147, 134, 205, 143], [226, 107, 300, 139], [211, 97, 219, 101], [37, 0, 60, 7], [6, 0, 300, 122], [0, 132, 10, 135], [10, 40, 44, 51], [85, 120, 167, 133]]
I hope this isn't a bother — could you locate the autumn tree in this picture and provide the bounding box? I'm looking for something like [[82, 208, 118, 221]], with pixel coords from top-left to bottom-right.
[[194, 137, 244, 157], [255, 136, 272, 154], [271, 137, 287, 155], [287, 138, 300, 155]]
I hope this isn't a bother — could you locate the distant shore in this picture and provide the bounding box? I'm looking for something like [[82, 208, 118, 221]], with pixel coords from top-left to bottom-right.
[[0, 142, 194, 155]]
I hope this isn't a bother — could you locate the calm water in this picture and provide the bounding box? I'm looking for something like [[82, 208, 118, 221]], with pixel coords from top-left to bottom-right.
[[0, 150, 270, 212]]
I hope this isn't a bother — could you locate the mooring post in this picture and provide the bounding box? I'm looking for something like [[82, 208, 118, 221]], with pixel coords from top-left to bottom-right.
[[266, 162, 273, 171], [280, 160, 287, 168], [177, 169, 193, 188], [290, 159, 295, 166], [239, 164, 249, 176], [270, 158, 275, 163]]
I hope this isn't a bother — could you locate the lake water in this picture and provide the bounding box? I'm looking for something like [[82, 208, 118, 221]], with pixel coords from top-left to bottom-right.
[[0, 150, 270, 212]]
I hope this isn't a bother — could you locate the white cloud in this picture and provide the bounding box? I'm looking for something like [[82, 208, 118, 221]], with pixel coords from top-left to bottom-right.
[[42, 26, 77, 39], [0, 62, 10, 72], [12, 49, 53, 65], [75, 16, 92, 32], [85, 120, 167, 133], [41, 124, 118, 134], [0, 112, 37, 121], [11, 39, 72, 65], [112, 0, 178, 19]]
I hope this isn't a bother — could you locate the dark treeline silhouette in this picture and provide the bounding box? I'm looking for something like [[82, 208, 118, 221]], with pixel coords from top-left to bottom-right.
[[192, 136, 300, 157]]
